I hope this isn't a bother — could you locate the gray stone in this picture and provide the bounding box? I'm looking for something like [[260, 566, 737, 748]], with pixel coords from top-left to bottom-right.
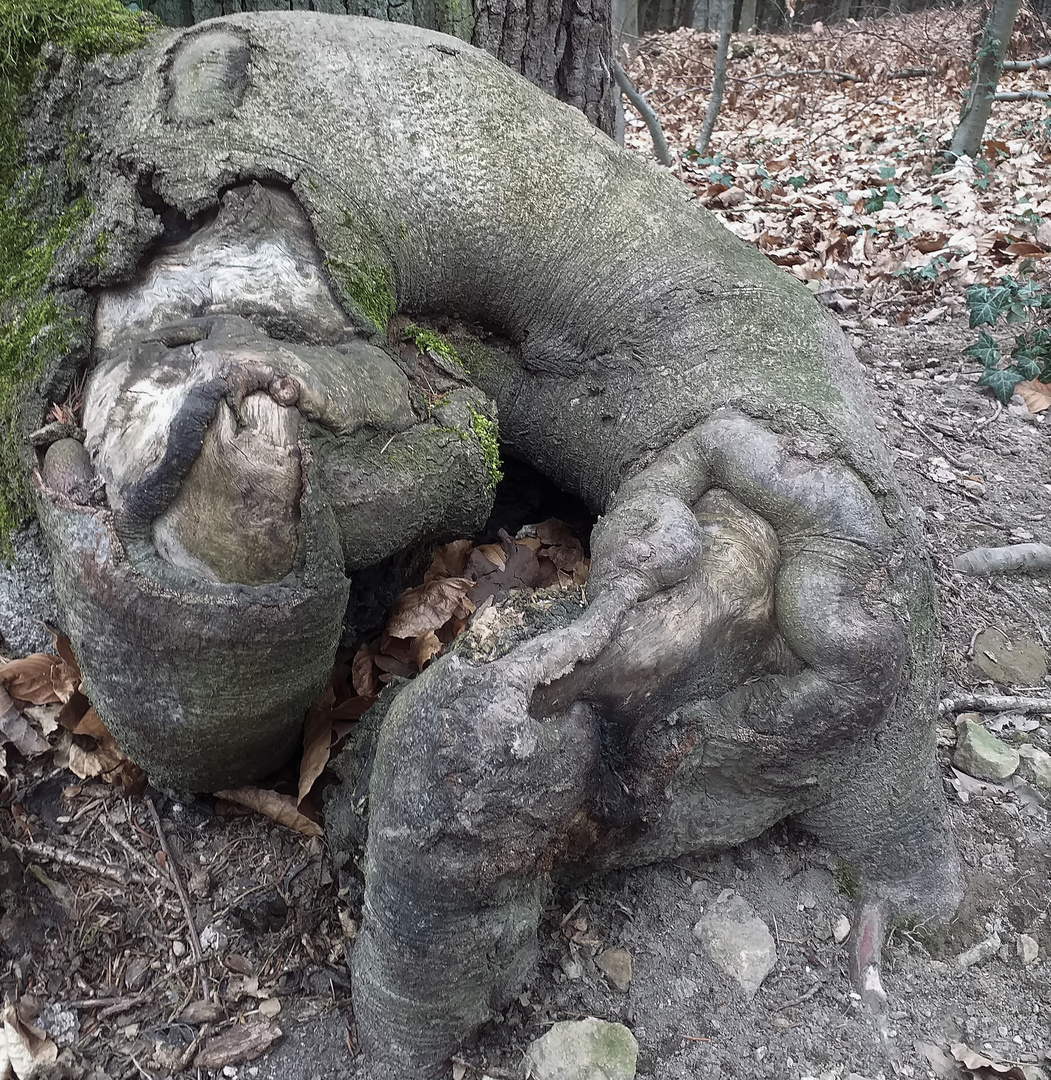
[[971, 629, 1048, 686], [953, 719, 1019, 781], [1017, 933, 1039, 965], [1016, 744, 1051, 791], [525, 1017, 638, 1080], [693, 892, 777, 999], [595, 947, 633, 992]]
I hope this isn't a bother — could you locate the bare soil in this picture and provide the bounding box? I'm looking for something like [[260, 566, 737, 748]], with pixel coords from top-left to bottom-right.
[[2, 312, 1048, 1080]]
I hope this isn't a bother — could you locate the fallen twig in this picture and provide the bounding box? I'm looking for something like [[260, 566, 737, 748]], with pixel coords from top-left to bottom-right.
[[774, 982, 825, 1011], [102, 819, 170, 884], [19, 838, 139, 887], [954, 543, 1051, 576], [146, 797, 211, 1002], [940, 694, 1051, 715], [896, 410, 972, 472], [993, 90, 1051, 101], [1001, 54, 1051, 70]]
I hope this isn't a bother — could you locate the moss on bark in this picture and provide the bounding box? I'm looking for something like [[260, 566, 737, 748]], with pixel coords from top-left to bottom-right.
[[0, 0, 153, 553]]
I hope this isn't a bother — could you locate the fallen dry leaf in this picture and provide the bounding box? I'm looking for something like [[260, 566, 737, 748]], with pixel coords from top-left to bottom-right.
[[916, 1041, 960, 1079], [351, 642, 380, 698], [215, 787, 323, 837], [0, 1002, 58, 1080], [0, 654, 78, 705], [1014, 379, 1051, 413], [49, 632, 81, 682], [385, 577, 476, 639], [298, 707, 333, 806], [0, 688, 50, 758], [193, 1020, 282, 1068], [424, 538, 472, 582], [950, 1042, 1028, 1078], [411, 630, 443, 672], [177, 1000, 225, 1025]]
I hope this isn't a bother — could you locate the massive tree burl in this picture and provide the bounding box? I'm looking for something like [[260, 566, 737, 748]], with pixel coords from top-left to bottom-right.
[[23, 13, 962, 1078]]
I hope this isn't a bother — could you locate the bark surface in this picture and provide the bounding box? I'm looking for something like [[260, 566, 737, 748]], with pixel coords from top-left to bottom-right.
[[19, 15, 961, 1077], [142, 0, 617, 134]]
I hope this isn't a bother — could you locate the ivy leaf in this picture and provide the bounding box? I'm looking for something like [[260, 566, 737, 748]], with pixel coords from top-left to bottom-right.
[[963, 331, 1000, 367], [1012, 335, 1049, 369], [965, 285, 1000, 327], [1014, 357, 1042, 380], [977, 367, 1025, 404], [1005, 302, 1028, 325]]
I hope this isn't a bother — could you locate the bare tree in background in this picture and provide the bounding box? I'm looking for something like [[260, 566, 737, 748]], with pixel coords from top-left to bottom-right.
[[947, 0, 1022, 161], [695, 0, 733, 154]]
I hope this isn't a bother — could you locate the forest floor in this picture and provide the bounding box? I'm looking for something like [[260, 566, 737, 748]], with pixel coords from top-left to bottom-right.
[[2, 6, 1051, 1080]]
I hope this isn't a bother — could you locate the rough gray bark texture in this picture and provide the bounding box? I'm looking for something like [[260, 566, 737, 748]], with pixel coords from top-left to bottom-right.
[[142, 0, 617, 134], [20, 14, 961, 1077]]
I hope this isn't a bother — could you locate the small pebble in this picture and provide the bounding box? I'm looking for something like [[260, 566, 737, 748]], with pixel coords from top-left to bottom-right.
[[833, 915, 852, 944], [171, 940, 187, 957]]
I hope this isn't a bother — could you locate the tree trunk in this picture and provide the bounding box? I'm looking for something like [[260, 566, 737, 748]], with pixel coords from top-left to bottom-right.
[[22, 15, 962, 1076], [612, 0, 640, 45], [142, 0, 617, 135], [695, 0, 733, 154], [948, 0, 1021, 162]]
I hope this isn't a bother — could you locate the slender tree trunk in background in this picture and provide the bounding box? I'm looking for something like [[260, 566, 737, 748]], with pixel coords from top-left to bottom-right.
[[613, 0, 640, 46], [948, 0, 1021, 161], [142, 0, 617, 135], [739, 0, 758, 32], [695, 0, 732, 154], [690, 0, 714, 30]]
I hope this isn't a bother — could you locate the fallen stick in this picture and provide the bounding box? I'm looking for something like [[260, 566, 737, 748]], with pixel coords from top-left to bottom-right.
[[146, 797, 211, 1002], [940, 694, 1051, 715], [19, 839, 139, 886], [953, 543, 1051, 576], [993, 91, 1051, 102], [1001, 54, 1051, 70]]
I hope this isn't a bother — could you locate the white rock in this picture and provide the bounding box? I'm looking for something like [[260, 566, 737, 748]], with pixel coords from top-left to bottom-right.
[[525, 1018, 638, 1080], [1018, 933, 1039, 965], [1017, 744, 1051, 791], [693, 892, 777, 999], [833, 915, 852, 944]]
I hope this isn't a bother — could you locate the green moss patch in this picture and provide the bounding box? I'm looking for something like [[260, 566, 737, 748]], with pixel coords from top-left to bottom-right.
[[402, 324, 465, 372], [0, 0, 152, 551], [467, 405, 502, 492], [327, 256, 396, 333]]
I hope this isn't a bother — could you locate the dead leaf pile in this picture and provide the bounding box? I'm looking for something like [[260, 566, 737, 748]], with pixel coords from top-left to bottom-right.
[[0, 521, 588, 836], [287, 519, 590, 812], [0, 998, 58, 1080], [0, 635, 145, 798], [625, 7, 1051, 312]]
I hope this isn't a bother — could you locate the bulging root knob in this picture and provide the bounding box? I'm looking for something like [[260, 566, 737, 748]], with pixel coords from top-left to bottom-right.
[[268, 374, 300, 406]]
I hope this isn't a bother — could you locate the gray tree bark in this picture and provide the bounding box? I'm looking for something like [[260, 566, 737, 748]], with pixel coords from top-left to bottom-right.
[[21, 14, 962, 1078], [695, 0, 733, 154], [143, 0, 617, 134], [948, 0, 1021, 161]]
